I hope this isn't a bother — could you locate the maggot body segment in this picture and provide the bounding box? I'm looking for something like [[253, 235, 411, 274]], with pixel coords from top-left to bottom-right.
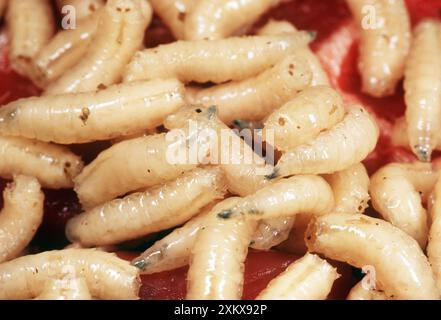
[[0, 175, 44, 263], [346, 0, 411, 97]]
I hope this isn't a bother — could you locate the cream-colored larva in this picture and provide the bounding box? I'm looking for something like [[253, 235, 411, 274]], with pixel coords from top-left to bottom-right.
[[0, 249, 140, 300], [56, 0, 105, 19], [323, 163, 370, 214], [131, 201, 221, 274], [369, 162, 438, 247], [0, 79, 185, 144], [346, 279, 389, 300], [184, 0, 282, 40], [391, 117, 441, 151], [74, 133, 196, 209], [256, 253, 339, 300], [250, 217, 295, 250], [186, 197, 256, 300], [123, 33, 313, 84], [346, 0, 410, 97], [305, 213, 440, 300], [7, 0, 55, 78], [273, 106, 379, 178], [404, 19, 441, 162], [427, 176, 441, 294], [32, 12, 100, 89], [66, 167, 227, 247], [36, 277, 92, 300], [164, 106, 271, 197], [257, 20, 330, 86], [45, 0, 152, 95], [216, 175, 334, 221], [187, 55, 312, 124], [0, 175, 44, 264], [0, 136, 83, 189], [262, 86, 345, 151], [149, 0, 193, 40]]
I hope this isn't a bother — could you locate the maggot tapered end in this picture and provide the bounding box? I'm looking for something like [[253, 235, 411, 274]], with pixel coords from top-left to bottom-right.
[[413, 144, 431, 162], [265, 168, 279, 180], [132, 259, 147, 270]]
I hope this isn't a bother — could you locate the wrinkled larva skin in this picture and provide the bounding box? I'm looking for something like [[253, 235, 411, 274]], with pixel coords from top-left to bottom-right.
[[404, 19, 441, 162], [427, 177, 441, 294], [33, 11, 100, 88], [0, 136, 83, 189], [250, 217, 295, 251], [184, 0, 282, 40], [256, 253, 339, 300], [218, 175, 334, 221], [149, 0, 193, 40], [55, 0, 105, 20], [0, 79, 185, 144], [306, 213, 440, 300], [74, 133, 196, 209], [188, 55, 313, 124], [257, 20, 330, 86], [165, 106, 271, 197], [0, 175, 44, 264], [274, 106, 379, 177], [391, 117, 441, 152], [7, 0, 55, 79], [131, 201, 221, 274], [323, 163, 370, 215], [370, 162, 438, 247], [187, 197, 257, 300], [263, 86, 345, 151], [123, 33, 312, 84], [67, 167, 228, 246], [347, 278, 389, 300], [45, 0, 152, 95], [36, 277, 92, 300], [346, 0, 411, 97], [0, 249, 140, 300]]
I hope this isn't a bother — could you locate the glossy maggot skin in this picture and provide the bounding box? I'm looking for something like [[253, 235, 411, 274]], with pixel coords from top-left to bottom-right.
[[56, 0, 105, 19], [346, 279, 388, 300], [149, 0, 193, 40], [256, 253, 339, 300], [305, 213, 439, 300], [370, 162, 438, 247], [323, 163, 370, 214], [132, 201, 221, 274], [217, 175, 334, 221], [427, 177, 441, 293], [0, 136, 83, 189], [346, 0, 410, 97], [66, 167, 227, 247], [187, 198, 257, 300], [36, 277, 92, 300], [263, 86, 345, 151], [250, 217, 295, 251], [33, 12, 100, 88], [0, 175, 44, 263], [45, 0, 152, 95], [123, 33, 313, 84], [187, 55, 312, 124], [184, 0, 282, 40], [74, 133, 196, 209], [0, 249, 140, 300], [257, 20, 330, 87], [0, 79, 185, 144], [7, 0, 55, 79], [404, 19, 441, 162], [392, 117, 441, 151], [274, 106, 379, 177], [164, 106, 271, 197]]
